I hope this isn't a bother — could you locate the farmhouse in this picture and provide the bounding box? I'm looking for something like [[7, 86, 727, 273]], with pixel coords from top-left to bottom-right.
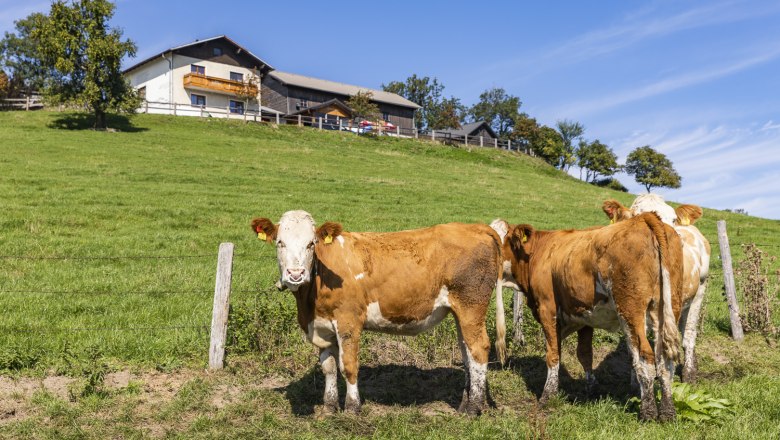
[[123, 35, 420, 129]]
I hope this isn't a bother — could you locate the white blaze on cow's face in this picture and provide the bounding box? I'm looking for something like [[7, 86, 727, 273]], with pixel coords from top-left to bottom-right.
[[275, 210, 317, 291]]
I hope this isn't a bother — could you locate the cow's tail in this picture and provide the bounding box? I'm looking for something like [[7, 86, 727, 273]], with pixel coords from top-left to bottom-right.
[[495, 277, 507, 366], [643, 213, 682, 364]]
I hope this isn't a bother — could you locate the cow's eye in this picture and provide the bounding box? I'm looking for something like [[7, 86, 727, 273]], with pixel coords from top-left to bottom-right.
[[277, 241, 286, 248], [306, 241, 315, 249]]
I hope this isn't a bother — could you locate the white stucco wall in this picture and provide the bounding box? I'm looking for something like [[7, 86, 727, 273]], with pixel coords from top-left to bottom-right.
[[125, 53, 266, 118]]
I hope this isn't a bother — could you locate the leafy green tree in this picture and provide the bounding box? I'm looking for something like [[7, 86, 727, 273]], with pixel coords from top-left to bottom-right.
[[0, 12, 51, 97], [346, 90, 381, 121], [533, 126, 566, 166], [0, 70, 8, 98], [555, 119, 585, 170], [427, 96, 465, 130], [576, 139, 621, 182], [382, 74, 463, 130], [625, 145, 682, 192], [469, 87, 521, 139], [28, 0, 140, 128]]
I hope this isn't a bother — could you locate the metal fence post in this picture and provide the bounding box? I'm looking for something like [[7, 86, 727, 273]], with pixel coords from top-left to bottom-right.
[[717, 220, 744, 341], [209, 242, 234, 370]]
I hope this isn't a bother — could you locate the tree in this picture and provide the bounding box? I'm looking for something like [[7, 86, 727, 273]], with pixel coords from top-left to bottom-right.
[[233, 72, 260, 121], [533, 125, 565, 166], [469, 87, 521, 139], [625, 145, 682, 192], [346, 90, 381, 122], [0, 70, 8, 98], [427, 96, 465, 130], [555, 119, 585, 170], [0, 12, 51, 97], [576, 139, 621, 182], [28, 0, 140, 128]]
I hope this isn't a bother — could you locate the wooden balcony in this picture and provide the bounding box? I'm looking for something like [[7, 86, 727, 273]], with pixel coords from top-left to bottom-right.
[[183, 73, 257, 96]]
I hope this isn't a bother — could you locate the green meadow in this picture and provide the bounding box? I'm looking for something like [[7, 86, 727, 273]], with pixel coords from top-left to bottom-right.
[[0, 111, 778, 439]]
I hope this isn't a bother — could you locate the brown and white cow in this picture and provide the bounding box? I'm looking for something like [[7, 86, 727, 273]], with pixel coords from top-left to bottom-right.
[[251, 211, 506, 415], [491, 213, 684, 422], [603, 194, 711, 382]]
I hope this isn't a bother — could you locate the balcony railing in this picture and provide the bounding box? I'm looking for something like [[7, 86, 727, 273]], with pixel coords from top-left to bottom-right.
[[183, 73, 257, 96]]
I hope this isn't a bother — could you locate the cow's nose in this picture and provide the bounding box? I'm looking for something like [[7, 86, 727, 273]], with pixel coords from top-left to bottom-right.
[[287, 268, 305, 282]]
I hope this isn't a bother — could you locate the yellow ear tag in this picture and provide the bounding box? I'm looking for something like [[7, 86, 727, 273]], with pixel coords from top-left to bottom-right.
[[680, 216, 690, 226], [324, 235, 333, 244], [521, 233, 528, 243], [610, 212, 618, 224], [257, 232, 266, 241]]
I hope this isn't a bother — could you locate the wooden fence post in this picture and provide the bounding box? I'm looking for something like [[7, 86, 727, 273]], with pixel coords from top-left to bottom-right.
[[512, 290, 525, 345], [464, 134, 468, 145], [396, 125, 400, 136], [508, 139, 511, 150], [717, 220, 744, 341], [494, 138, 498, 148], [209, 242, 234, 370], [432, 130, 436, 141], [318, 117, 323, 130], [276, 113, 280, 124], [480, 136, 484, 147], [298, 115, 302, 127]]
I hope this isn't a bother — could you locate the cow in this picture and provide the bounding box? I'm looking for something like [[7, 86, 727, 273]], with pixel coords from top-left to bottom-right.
[[490, 213, 684, 422], [602, 194, 711, 382], [251, 210, 507, 415]]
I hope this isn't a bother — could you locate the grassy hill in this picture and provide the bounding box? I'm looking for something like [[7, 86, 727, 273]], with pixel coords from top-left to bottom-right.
[[1, 111, 779, 438]]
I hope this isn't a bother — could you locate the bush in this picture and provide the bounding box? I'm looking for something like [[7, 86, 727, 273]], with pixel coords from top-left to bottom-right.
[[592, 177, 628, 192]]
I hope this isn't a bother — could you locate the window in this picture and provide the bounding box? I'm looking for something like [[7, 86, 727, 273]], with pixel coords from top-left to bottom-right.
[[213, 47, 222, 56], [382, 112, 389, 121], [137, 86, 146, 100], [191, 94, 206, 107], [229, 100, 244, 114], [229, 72, 243, 82], [190, 64, 205, 75], [298, 99, 308, 109]]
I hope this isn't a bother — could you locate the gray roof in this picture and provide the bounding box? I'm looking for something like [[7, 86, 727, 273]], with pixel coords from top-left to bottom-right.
[[269, 71, 421, 110], [123, 35, 274, 74], [435, 121, 497, 138]]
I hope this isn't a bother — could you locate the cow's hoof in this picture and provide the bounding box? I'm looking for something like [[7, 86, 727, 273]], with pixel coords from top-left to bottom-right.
[[585, 376, 598, 399], [658, 399, 676, 422], [458, 402, 483, 416], [457, 389, 470, 413], [344, 399, 361, 415], [322, 401, 339, 415], [681, 367, 697, 383], [638, 399, 658, 422]]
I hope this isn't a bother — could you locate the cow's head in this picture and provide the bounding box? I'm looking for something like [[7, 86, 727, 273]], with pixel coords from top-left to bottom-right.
[[602, 199, 634, 223], [251, 210, 321, 292], [630, 193, 677, 226]]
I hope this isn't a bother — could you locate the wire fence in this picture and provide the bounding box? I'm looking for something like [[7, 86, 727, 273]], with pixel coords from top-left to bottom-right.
[[139, 100, 534, 154], [0, 249, 279, 338]]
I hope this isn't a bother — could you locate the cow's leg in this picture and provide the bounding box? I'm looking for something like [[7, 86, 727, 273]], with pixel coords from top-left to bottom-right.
[[619, 315, 658, 422], [319, 347, 339, 414], [655, 337, 676, 422], [512, 289, 525, 346], [452, 312, 490, 415], [680, 282, 706, 383], [539, 306, 561, 405], [334, 322, 362, 414], [453, 315, 471, 413], [576, 326, 597, 397]]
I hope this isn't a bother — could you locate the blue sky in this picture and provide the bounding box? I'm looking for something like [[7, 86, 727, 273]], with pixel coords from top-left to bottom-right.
[[3, 0, 780, 219]]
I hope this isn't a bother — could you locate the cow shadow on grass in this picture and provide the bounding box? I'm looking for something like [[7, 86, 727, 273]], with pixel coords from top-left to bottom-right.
[[282, 364, 469, 416], [509, 338, 636, 406], [48, 113, 148, 132]]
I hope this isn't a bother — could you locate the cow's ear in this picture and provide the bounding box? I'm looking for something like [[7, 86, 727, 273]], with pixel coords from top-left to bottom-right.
[[251, 218, 277, 244], [511, 224, 534, 246], [602, 200, 627, 223], [489, 218, 510, 244], [316, 222, 343, 244], [675, 204, 703, 226]]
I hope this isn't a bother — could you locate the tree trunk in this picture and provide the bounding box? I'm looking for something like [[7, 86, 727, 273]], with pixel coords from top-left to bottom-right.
[[94, 109, 107, 129]]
